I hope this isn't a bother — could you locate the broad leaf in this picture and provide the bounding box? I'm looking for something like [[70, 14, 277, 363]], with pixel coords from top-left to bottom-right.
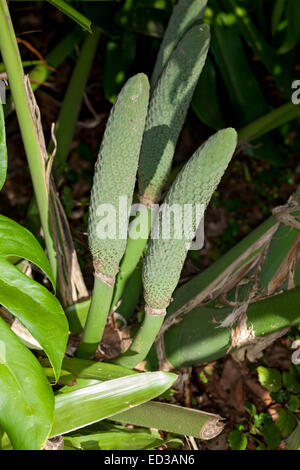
[[286, 420, 300, 450], [0, 214, 55, 287], [275, 409, 297, 438], [51, 372, 176, 436], [0, 258, 68, 381], [0, 317, 54, 449], [0, 104, 7, 191], [257, 366, 282, 392], [282, 370, 300, 394], [228, 429, 247, 450], [262, 422, 282, 449]]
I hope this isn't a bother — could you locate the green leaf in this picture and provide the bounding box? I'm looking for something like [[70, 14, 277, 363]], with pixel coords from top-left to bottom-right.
[[256, 442, 267, 450], [257, 366, 282, 392], [228, 429, 247, 450], [223, 0, 293, 98], [0, 103, 7, 191], [51, 372, 176, 436], [244, 401, 257, 417], [279, 0, 300, 54], [50, 357, 137, 381], [272, 0, 287, 37], [287, 394, 300, 412], [0, 258, 68, 381], [0, 317, 54, 449], [286, 420, 300, 450], [47, 0, 92, 33], [57, 378, 101, 394], [259, 222, 299, 293], [45, 358, 223, 440], [262, 422, 282, 449], [282, 371, 300, 394], [254, 412, 272, 430], [270, 389, 290, 403], [0, 214, 54, 287], [275, 408, 297, 438], [64, 426, 168, 451]]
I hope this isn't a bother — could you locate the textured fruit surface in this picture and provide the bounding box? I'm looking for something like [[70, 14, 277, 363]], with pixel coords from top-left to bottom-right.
[[88, 74, 149, 278], [151, 0, 208, 88], [138, 24, 210, 205], [143, 128, 238, 309]]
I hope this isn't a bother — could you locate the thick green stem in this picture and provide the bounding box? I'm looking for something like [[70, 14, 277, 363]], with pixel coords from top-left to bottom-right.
[[238, 101, 300, 143], [112, 401, 223, 440], [76, 277, 114, 359], [0, 0, 57, 278], [51, 28, 101, 180], [65, 298, 91, 334], [65, 263, 142, 334], [117, 262, 143, 322], [111, 207, 151, 310], [153, 286, 300, 369], [112, 310, 165, 369]]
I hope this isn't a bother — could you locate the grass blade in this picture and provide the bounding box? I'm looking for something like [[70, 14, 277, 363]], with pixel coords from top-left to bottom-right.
[[238, 101, 300, 143], [47, 0, 91, 33]]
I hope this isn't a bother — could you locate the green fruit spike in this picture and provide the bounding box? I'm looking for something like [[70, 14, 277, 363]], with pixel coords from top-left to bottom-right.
[[151, 0, 208, 88], [138, 24, 210, 206], [88, 73, 150, 280], [143, 128, 237, 311]]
